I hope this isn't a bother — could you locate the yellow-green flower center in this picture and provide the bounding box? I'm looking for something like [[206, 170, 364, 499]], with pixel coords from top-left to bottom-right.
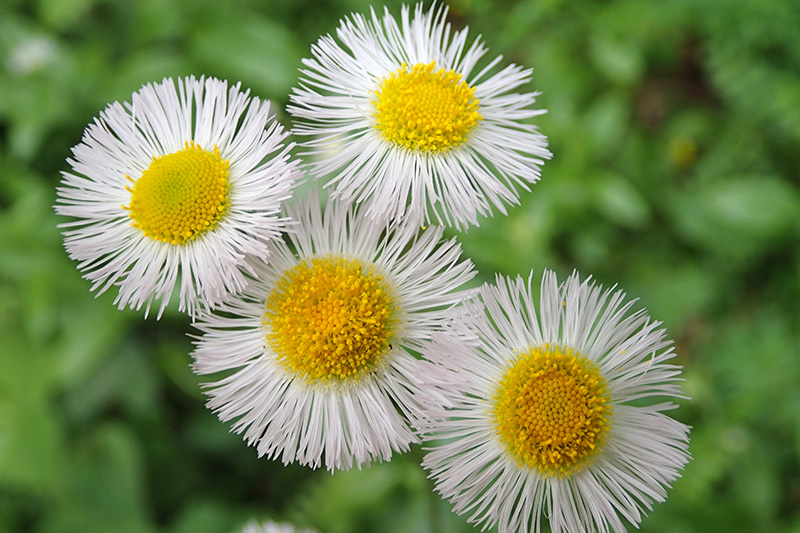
[[265, 255, 397, 384], [125, 141, 230, 245], [492, 345, 610, 477], [373, 61, 482, 153]]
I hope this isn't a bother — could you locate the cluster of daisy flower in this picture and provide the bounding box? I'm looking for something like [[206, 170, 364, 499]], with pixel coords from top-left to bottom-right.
[[55, 3, 690, 532]]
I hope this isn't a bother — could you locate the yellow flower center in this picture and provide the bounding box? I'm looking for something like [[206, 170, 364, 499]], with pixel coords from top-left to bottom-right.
[[492, 345, 610, 477], [265, 255, 397, 384], [373, 61, 482, 153], [125, 141, 230, 245]]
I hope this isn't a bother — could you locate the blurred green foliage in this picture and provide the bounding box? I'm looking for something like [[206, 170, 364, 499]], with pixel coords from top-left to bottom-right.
[[1, 0, 799, 531]]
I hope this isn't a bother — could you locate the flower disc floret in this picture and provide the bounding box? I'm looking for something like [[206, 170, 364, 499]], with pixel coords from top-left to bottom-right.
[[374, 61, 482, 153], [493, 344, 610, 477], [265, 255, 396, 383], [125, 141, 230, 245]]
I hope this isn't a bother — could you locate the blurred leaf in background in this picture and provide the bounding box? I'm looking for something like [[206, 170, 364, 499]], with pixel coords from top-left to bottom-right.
[[1, 0, 799, 531]]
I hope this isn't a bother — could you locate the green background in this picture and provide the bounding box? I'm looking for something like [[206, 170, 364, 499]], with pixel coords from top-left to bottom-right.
[[1, 0, 799, 531]]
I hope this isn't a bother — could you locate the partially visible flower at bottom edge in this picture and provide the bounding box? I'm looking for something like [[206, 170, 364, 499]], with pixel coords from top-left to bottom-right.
[[240, 520, 318, 533]]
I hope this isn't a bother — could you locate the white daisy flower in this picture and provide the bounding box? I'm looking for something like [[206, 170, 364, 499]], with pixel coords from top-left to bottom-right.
[[191, 192, 476, 471], [419, 270, 691, 533], [56, 76, 301, 318], [288, 2, 550, 230]]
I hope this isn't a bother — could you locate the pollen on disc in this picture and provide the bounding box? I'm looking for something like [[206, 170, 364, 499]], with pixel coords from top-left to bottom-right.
[[125, 141, 230, 245], [264, 255, 397, 384], [373, 61, 482, 153], [492, 345, 611, 477]]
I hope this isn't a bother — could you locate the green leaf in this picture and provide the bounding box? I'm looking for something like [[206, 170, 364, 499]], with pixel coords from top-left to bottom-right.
[[189, 14, 304, 102], [671, 175, 800, 259], [588, 32, 643, 86], [592, 172, 651, 228], [43, 424, 154, 533]]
